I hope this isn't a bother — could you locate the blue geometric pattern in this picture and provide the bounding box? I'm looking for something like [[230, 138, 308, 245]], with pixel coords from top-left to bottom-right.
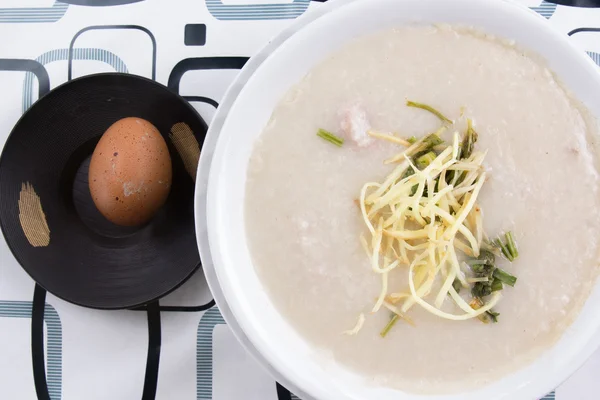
[[531, 1, 558, 19], [0, 301, 63, 400], [205, 0, 310, 21], [197, 307, 226, 400], [0, 1, 68, 23], [0, 1, 594, 400], [22, 48, 128, 112], [587, 51, 600, 66]]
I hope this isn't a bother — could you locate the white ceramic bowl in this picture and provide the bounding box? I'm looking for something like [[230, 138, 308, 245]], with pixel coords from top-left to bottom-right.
[[197, 0, 600, 399]]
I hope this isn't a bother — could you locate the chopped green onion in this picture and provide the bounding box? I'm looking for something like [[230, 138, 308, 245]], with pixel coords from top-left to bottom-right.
[[409, 184, 418, 197], [460, 118, 479, 160], [493, 268, 517, 287], [495, 238, 514, 262], [465, 250, 496, 266], [402, 166, 415, 180], [486, 310, 500, 323], [465, 259, 492, 266], [505, 231, 519, 259], [422, 133, 444, 149], [316, 128, 344, 147], [470, 262, 494, 277], [415, 151, 437, 170], [491, 278, 503, 292], [478, 250, 496, 265], [406, 100, 453, 124], [495, 232, 519, 262], [380, 314, 400, 338], [471, 298, 500, 324], [470, 264, 485, 274], [472, 281, 492, 298], [407, 136, 417, 144], [408, 134, 444, 176]]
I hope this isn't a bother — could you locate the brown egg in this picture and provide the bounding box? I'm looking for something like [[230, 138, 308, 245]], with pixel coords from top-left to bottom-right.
[[88, 117, 172, 227]]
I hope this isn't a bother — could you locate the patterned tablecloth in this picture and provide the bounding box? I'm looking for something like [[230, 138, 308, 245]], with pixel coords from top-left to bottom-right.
[[0, 1, 599, 399]]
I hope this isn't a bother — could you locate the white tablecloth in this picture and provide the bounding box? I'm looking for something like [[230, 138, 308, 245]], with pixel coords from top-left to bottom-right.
[[0, 1, 598, 399]]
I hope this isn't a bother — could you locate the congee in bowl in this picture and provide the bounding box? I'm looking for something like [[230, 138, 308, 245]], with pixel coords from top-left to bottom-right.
[[244, 25, 600, 394]]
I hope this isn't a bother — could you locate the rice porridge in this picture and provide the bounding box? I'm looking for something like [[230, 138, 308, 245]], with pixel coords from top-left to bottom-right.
[[244, 25, 600, 393]]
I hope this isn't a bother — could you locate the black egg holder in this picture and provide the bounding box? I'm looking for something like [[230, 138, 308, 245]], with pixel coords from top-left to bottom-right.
[[0, 52, 251, 400], [0, 73, 206, 310]]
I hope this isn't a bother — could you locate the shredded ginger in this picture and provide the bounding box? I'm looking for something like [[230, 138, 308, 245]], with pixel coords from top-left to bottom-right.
[[348, 106, 503, 335]]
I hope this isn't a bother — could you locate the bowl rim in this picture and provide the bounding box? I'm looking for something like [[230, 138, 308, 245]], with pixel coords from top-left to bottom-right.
[[194, 2, 341, 397], [197, 0, 600, 398]]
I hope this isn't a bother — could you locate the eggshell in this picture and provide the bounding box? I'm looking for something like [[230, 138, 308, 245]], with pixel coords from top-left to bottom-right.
[[88, 117, 172, 227]]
